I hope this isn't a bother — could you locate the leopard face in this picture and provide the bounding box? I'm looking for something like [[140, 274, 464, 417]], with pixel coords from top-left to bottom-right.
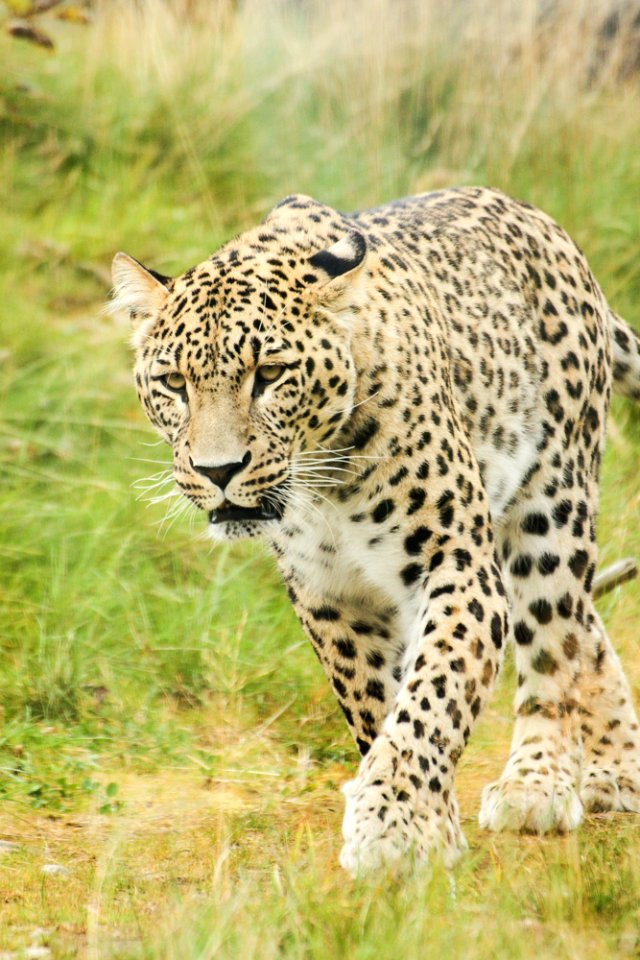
[[114, 223, 367, 540]]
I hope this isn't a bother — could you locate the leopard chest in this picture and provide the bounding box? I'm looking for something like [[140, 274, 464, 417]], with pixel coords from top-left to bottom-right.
[[271, 495, 420, 629]]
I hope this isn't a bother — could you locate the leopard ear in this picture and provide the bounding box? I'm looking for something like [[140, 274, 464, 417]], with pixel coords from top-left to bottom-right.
[[110, 252, 171, 327], [308, 232, 367, 308]]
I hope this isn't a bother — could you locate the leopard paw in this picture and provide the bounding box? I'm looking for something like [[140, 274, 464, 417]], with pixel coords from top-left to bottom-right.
[[339, 756, 465, 875], [580, 757, 640, 813], [479, 773, 583, 834]]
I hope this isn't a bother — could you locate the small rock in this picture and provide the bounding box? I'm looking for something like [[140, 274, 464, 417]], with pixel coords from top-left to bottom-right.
[[41, 863, 68, 877], [618, 928, 639, 954], [0, 840, 20, 854], [29, 929, 51, 942]]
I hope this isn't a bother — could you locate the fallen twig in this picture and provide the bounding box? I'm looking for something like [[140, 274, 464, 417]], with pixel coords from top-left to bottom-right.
[[593, 557, 638, 599]]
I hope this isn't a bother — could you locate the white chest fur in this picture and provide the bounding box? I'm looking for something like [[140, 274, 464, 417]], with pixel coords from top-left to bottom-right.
[[273, 495, 413, 616]]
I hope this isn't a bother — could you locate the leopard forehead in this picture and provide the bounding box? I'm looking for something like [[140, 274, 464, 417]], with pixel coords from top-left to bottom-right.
[[157, 258, 306, 364], [129, 207, 367, 462], [138, 216, 367, 385]]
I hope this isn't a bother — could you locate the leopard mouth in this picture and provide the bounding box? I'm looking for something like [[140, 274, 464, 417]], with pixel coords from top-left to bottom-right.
[[208, 498, 284, 525]]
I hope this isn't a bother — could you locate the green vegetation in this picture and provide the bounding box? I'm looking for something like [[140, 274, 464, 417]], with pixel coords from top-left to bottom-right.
[[1, 1, 639, 956]]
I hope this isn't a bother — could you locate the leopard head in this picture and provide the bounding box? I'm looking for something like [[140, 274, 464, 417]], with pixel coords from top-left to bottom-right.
[[112, 200, 369, 540]]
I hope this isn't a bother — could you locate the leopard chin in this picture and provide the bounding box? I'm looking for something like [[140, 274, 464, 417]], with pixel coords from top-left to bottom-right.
[[206, 499, 284, 542], [208, 500, 283, 524]]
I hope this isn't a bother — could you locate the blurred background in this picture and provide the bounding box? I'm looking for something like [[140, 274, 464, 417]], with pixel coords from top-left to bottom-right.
[[1, 1, 639, 957]]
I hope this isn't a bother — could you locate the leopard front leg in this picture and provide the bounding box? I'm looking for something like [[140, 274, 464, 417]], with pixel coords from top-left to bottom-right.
[[287, 583, 402, 757], [480, 476, 601, 835], [579, 612, 640, 814], [339, 549, 507, 873], [328, 551, 506, 874], [287, 543, 507, 873]]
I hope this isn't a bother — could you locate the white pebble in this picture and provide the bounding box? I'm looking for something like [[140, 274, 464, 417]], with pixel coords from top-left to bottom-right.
[[41, 863, 68, 877], [0, 840, 20, 854], [29, 929, 51, 943]]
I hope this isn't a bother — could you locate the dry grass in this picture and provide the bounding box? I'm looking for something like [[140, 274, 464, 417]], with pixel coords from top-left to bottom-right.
[[0, 692, 516, 956]]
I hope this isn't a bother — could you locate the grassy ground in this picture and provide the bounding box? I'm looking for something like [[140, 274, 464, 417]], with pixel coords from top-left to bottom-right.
[[1, 1, 639, 956]]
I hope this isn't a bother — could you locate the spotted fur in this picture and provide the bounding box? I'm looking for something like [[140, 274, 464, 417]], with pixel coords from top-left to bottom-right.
[[112, 187, 640, 873]]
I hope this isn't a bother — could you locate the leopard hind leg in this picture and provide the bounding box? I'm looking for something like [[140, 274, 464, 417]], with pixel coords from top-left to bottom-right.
[[579, 612, 640, 813]]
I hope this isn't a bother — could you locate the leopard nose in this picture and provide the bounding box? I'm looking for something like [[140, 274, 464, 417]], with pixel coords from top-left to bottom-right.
[[190, 452, 251, 490]]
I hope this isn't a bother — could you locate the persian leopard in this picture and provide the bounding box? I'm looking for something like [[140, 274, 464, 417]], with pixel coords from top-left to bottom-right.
[[111, 187, 640, 873]]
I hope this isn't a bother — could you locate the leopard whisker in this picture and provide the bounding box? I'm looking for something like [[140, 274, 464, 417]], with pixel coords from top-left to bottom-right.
[[156, 491, 197, 539], [292, 471, 347, 485], [344, 389, 381, 414], [132, 468, 174, 485], [133, 472, 175, 495], [289, 480, 339, 515], [292, 464, 362, 478], [286, 485, 337, 548], [147, 490, 182, 506], [299, 446, 388, 462]]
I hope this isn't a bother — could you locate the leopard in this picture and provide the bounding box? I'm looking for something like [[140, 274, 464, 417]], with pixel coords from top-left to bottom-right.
[[111, 187, 640, 874]]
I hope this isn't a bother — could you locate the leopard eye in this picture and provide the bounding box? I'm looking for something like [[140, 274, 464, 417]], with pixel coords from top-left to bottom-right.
[[161, 372, 187, 393], [253, 364, 285, 398], [258, 364, 284, 383]]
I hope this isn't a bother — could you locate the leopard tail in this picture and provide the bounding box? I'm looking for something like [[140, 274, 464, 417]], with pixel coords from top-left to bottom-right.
[[610, 312, 640, 401]]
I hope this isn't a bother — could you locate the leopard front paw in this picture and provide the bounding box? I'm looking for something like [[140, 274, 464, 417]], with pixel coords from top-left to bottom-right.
[[580, 756, 640, 813], [479, 771, 582, 834], [339, 743, 465, 875]]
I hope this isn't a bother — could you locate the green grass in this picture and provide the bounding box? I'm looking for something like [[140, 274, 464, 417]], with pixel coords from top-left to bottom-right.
[[1, 0, 639, 956]]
